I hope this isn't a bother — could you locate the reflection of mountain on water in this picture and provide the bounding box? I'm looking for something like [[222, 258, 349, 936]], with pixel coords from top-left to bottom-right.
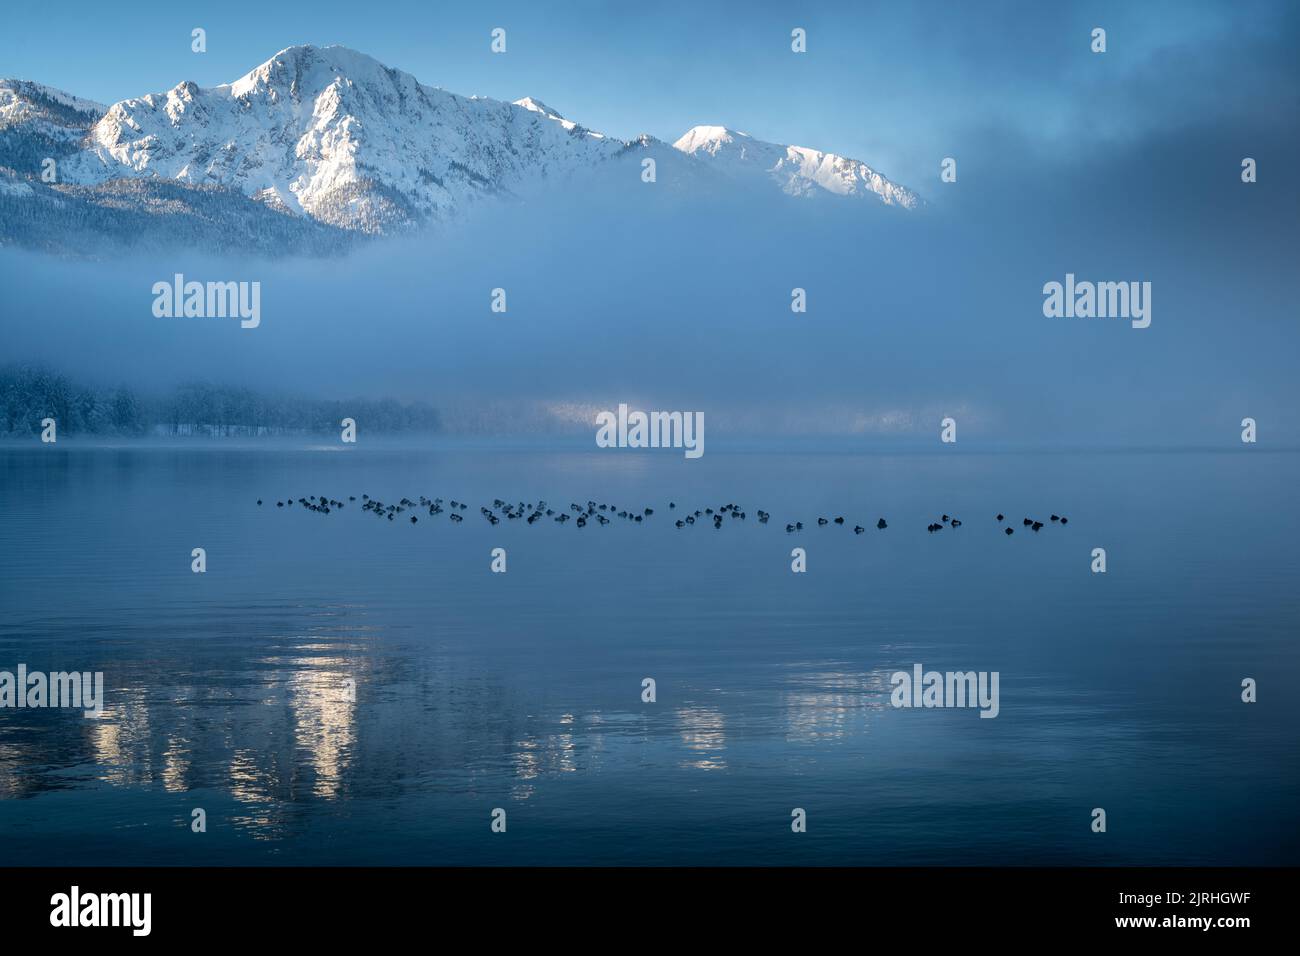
[[781, 666, 894, 743], [0, 628, 898, 826], [0, 607, 627, 841]]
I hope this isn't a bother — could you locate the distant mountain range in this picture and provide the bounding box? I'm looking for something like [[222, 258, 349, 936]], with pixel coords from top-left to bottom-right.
[[0, 44, 923, 256]]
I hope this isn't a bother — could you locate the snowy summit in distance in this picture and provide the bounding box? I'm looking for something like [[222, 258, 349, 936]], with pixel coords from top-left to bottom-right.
[[673, 125, 922, 209], [0, 44, 924, 254]]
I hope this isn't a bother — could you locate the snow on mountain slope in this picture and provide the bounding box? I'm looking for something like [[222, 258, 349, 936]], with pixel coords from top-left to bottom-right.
[[0, 74, 358, 257], [512, 96, 596, 135], [1, 44, 923, 250], [0, 80, 104, 172], [0, 80, 104, 132], [65, 45, 628, 232], [672, 126, 921, 209], [0, 172, 354, 258]]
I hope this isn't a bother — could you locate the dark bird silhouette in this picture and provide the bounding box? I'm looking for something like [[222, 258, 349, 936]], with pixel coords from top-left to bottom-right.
[[267, 489, 1070, 549]]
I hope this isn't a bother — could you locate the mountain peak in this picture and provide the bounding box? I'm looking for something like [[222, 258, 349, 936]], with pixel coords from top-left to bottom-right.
[[1, 44, 924, 253], [513, 96, 564, 120], [673, 125, 749, 154], [264, 43, 385, 69], [674, 124, 922, 209], [227, 44, 402, 98]]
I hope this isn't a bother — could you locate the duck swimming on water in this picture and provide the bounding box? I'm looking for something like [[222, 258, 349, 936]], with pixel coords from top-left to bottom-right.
[[261, 494, 1072, 545]]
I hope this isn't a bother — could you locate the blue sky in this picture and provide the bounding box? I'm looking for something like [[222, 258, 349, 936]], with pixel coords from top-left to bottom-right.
[[2, 0, 1290, 189]]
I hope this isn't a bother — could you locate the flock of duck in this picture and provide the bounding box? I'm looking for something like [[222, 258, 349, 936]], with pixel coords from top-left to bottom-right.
[[255, 495, 1069, 535]]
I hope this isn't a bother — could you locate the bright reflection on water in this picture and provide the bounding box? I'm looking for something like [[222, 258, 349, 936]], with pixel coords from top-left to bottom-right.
[[0, 442, 1298, 864]]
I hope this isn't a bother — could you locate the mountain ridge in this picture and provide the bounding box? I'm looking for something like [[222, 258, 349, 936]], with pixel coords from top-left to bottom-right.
[[0, 44, 924, 254]]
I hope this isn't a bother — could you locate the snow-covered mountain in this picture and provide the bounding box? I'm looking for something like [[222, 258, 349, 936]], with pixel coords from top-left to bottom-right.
[[0, 79, 104, 172], [673, 125, 921, 209], [0, 77, 356, 257], [0, 44, 923, 253], [65, 45, 639, 233], [0, 80, 103, 135]]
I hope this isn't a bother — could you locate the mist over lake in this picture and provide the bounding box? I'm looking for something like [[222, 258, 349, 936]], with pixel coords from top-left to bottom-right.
[[2, 134, 1297, 447]]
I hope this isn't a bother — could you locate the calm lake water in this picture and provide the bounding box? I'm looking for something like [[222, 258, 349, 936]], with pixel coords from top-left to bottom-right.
[[1, 441, 1297, 865]]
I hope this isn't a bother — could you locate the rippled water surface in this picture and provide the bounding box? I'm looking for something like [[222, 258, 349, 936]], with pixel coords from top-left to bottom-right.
[[1, 442, 1297, 865]]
